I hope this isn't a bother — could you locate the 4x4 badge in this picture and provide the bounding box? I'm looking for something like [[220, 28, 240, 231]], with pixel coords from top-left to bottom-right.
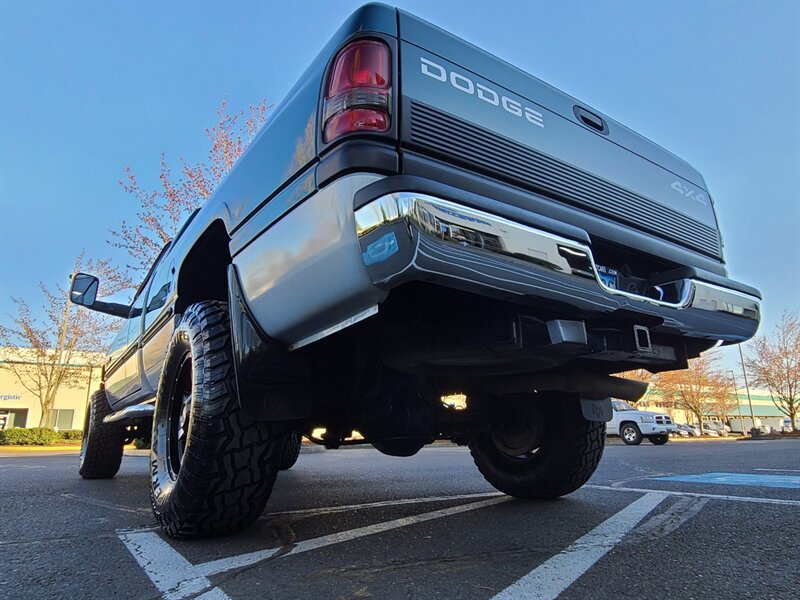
[[671, 181, 708, 205]]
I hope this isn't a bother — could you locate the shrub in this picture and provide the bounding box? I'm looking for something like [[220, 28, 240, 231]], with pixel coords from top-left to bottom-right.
[[0, 427, 60, 446], [60, 429, 83, 441], [133, 438, 151, 450]]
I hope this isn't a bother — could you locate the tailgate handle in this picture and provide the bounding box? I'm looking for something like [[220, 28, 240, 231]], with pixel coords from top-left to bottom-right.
[[574, 106, 608, 134]]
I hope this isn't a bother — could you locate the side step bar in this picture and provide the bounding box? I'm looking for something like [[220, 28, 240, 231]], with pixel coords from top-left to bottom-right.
[[103, 403, 155, 424]]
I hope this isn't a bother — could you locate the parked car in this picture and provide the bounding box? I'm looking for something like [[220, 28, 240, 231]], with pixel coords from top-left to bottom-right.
[[703, 421, 728, 437], [781, 418, 794, 434], [607, 400, 678, 445], [68, 3, 761, 538], [677, 423, 701, 437]]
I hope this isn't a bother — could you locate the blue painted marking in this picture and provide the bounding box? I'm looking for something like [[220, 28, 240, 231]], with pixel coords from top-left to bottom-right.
[[653, 472, 800, 489], [362, 232, 399, 265]]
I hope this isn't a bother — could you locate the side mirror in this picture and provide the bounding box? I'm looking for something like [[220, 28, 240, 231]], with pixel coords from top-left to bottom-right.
[[68, 272, 131, 318], [70, 273, 99, 307]]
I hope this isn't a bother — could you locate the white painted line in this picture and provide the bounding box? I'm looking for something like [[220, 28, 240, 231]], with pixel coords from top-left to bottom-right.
[[194, 588, 232, 600], [120, 531, 230, 600], [198, 496, 510, 576], [266, 491, 504, 517], [195, 547, 281, 577], [586, 484, 800, 507], [492, 492, 667, 600], [755, 468, 800, 473], [630, 496, 709, 541], [61, 493, 151, 514], [287, 496, 509, 556]]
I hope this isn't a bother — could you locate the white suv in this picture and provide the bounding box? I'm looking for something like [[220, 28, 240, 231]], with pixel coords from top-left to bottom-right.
[[607, 399, 678, 445]]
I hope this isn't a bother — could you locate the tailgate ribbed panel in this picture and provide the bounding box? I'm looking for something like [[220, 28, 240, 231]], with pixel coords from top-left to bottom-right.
[[409, 101, 721, 258]]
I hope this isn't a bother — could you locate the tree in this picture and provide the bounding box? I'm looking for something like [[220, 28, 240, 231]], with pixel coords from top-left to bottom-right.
[[746, 311, 800, 429], [110, 98, 269, 281], [708, 380, 740, 425], [654, 354, 730, 433], [0, 255, 124, 426]]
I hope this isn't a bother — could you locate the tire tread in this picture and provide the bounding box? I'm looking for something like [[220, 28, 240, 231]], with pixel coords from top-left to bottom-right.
[[79, 390, 125, 479], [150, 301, 282, 538], [469, 396, 605, 499]]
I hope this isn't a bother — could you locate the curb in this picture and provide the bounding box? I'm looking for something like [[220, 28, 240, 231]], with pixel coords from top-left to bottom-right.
[[2, 444, 141, 455], [0, 445, 82, 454], [738, 435, 800, 442], [670, 436, 745, 442]]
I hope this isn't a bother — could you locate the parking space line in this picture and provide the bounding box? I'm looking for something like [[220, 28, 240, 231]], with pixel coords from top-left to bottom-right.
[[629, 496, 709, 541], [491, 492, 667, 600], [119, 495, 511, 598], [120, 531, 230, 600], [266, 491, 504, 518], [755, 468, 800, 473], [198, 496, 510, 576], [586, 484, 800, 506], [61, 493, 152, 514]]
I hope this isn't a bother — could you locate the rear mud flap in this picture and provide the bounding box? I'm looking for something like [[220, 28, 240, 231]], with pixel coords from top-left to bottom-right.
[[580, 397, 612, 422]]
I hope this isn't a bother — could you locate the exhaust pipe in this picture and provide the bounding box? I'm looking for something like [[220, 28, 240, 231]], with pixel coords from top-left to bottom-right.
[[479, 371, 648, 402]]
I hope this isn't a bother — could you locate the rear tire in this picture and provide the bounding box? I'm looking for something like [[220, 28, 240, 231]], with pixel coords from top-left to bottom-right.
[[278, 432, 302, 470], [79, 390, 126, 479], [149, 301, 282, 538], [648, 434, 669, 445], [469, 393, 605, 499], [620, 422, 643, 445]]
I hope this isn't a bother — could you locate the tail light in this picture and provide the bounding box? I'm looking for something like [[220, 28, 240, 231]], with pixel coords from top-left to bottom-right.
[[323, 39, 391, 143]]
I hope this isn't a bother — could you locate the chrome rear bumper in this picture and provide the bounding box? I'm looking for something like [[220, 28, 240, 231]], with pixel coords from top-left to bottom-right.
[[355, 192, 760, 342]]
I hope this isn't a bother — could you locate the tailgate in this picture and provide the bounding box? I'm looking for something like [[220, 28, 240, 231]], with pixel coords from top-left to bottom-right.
[[397, 11, 722, 260]]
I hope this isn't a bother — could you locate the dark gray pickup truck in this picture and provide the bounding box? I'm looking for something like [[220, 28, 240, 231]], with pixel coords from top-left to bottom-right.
[[70, 3, 760, 538]]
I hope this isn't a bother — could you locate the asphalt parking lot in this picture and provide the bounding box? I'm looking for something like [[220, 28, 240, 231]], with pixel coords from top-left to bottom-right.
[[1, 439, 798, 600]]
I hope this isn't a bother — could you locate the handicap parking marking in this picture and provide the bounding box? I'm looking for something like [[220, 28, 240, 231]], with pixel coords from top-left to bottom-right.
[[586, 484, 800, 506], [651, 472, 800, 489]]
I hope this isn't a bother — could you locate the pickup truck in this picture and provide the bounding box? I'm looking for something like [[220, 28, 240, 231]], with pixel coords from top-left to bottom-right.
[[69, 3, 761, 538], [608, 399, 678, 445]]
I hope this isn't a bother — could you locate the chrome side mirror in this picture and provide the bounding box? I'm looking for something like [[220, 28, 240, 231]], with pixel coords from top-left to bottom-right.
[[70, 273, 99, 307]]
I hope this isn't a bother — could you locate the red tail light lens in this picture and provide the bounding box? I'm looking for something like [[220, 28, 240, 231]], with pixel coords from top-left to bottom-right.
[[325, 109, 389, 141], [324, 40, 391, 142], [327, 40, 390, 96]]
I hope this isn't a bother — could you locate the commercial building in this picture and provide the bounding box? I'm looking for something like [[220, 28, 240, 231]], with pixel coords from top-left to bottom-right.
[[635, 386, 790, 431], [0, 347, 103, 430]]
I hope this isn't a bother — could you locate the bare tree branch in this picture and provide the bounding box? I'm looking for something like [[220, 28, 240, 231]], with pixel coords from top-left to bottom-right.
[[652, 354, 730, 433], [107, 98, 270, 285], [746, 311, 800, 429], [0, 254, 116, 426]]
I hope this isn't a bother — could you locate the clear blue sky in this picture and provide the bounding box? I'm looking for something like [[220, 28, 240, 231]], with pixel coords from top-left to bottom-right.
[[1, 0, 798, 369]]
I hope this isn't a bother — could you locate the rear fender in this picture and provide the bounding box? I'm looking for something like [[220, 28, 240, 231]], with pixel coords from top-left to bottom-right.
[[227, 264, 312, 421]]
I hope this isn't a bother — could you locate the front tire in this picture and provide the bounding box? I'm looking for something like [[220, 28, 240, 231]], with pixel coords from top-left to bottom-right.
[[620, 422, 643, 445], [79, 390, 126, 479], [648, 434, 669, 445], [150, 301, 282, 538], [469, 393, 605, 499]]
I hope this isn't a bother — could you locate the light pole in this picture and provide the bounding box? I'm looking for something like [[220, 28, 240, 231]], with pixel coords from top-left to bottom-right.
[[738, 344, 756, 430], [728, 370, 746, 437]]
